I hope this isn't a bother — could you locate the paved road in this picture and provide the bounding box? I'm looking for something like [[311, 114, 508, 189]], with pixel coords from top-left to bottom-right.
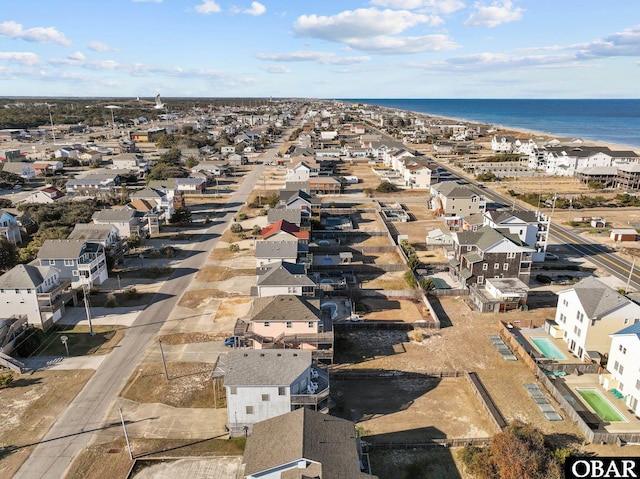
[[13, 163, 266, 479]]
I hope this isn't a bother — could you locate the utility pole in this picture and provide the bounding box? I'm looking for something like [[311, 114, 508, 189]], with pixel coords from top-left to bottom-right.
[[119, 408, 133, 461], [159, 340, 169, 380], [626, 257, 636, 293], [83, 284, 95, 336]]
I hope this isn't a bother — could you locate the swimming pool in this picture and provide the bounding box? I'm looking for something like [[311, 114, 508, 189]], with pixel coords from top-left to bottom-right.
[[531, 337, 567, 360], [321, 302, 338, 319], [576, 388, 627, 422]]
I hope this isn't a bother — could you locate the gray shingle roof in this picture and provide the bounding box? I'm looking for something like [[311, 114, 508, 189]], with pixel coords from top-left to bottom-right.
[[257, 262, 315, 287], [485, 210, 538, 224], [37, 239, 87, 259], [267, 208, 302, 226], [244, 408, 374, 479], [455, 226, 530, 251], [255, 240, 299, 259], [68, 224, 115, 242], [223, 350, 311, 387], [431, 181, 479, 199], [0, 264, 51, 289], [92, 208, 137, 222], [568, 276, 637, 318], [250, 295, 320, 322]]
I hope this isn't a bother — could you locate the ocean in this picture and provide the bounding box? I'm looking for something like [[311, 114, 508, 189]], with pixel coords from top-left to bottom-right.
[[342, 99, 640, 150]]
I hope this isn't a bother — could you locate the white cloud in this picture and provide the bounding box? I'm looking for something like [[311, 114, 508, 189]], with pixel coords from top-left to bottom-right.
[[67, 51, 85, 62], [243, 2, 266, 16], [260, 64, 291, 74], [348, 34, 459, 54], [194, 0, 221, 14], [464, 1, 523, 28], [294, 8, 440, 42], [257, 51, 371, 65], [578, 25, 640, 58], [88, 41, 112, 52], [0, 51, 40, 66], [370, 0, 465, 14], [0, 21, 71, 46]]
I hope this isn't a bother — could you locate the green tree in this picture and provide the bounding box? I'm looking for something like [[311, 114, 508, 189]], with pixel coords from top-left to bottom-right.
[[169, 206, 192, 224], [127, 234, 141, 249], [376, 181, 398, 193], [0, 238, 19, 271], [230, 223, 243, 233], [185, 156, 198, 169]]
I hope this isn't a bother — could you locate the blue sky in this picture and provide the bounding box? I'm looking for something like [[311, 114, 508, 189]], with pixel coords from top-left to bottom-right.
[[1, 0, 639, 99]]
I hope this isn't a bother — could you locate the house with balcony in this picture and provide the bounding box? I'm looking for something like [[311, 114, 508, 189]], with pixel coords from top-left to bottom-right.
[[450, 226, 534, 288], [401, 160, 432, 189], [602, 323, 640, 416], [92, 208, 143, 238], [243, 408, 377, 479], [470, 277, 529, 313], [554, 277, 640, 362], [286, 161, 318, 182], [0, 264, 74, 330], [110, 153, 148, 177], [0, 210, 22, 244], [430, 181, 486, 230], [222, 350, 330, 436], [253, 262, 316, 298], [130, 187, 175, 223], [483, 209, 550, 262], [65, 174, 121, 197], [281, 190, 321, 219], [36, 239, 108, 287]]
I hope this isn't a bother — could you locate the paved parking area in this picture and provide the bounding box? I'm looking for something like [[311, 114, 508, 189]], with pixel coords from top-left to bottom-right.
[[132, 457, 243, 479]]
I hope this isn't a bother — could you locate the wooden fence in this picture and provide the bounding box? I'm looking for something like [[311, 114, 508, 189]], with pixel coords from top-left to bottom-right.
[[465, 372, 508, 432], [363, 437, 492, 451]]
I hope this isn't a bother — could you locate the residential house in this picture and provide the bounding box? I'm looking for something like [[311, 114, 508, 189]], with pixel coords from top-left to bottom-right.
[[0, 210, 22, 244], [261, 220, 309, 245], [228, 153, 247, 167], [529, 146, 639, 176], [175, 177, 206, 193], [191, 160, 228, 177], [554, 277, 640, 362], [22, 186, 66, 204], [222, 350, 329, 435], [286, 161, 317, 182], [267, 208, 302, 227], [54, 146, 79, 159], [78, 149, 103, 166], [36, 239, 108, 287], [603, 323, 640, 416], [450, 226, 534, 288], [253, 262, 316, 298], [92, 208, 143, 238], [483, 210, 551, 262], [470, 277, 529, 313], [110, 153, 148, 177], [281, 190, 321, 219], [68, 223, 120, 246], [491, 135, 517, 153], [402, 160, 432, 189], [221, 145, 236, 155], [2, 161, 36, 180], [255, 240, 299, 267], [129, 127, 165, 142], [430, 181, 487, 230], [243, 408, 376, 479], [130, 187, 175, 223], [308, 177, 341, 195], [0, 264, 73, 330], [65, 173, 121, 197], [425, 228, 453, 246], [616, 163, 640, 192]]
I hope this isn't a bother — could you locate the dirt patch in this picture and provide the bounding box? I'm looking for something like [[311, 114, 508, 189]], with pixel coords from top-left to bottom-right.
[[363, 271, 409, 290], [65, 437, 245, 479], [213, 297, 253, 323], [0, 369, 94, 478], [178, 289, 239, 309], [195, 266, 255, 282], [369, 447, 472, 479], [120, 362, 214, 408], [358, 297, 426, 322], [332, 376, 496, 441]]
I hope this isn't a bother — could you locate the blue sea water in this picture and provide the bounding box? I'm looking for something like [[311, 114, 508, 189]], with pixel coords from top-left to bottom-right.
[[342, 99, 640, 150]]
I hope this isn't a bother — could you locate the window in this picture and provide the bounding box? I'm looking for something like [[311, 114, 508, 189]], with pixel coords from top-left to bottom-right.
[[64, 259, 74, 266], [477, 276, 484, 284], [614, 361, 619, 372], [507, 252, 516, 259], [15, 289, 19, 294], [261, 394, 270, 401], [482, 263, 488, 271], [636, 379, 640, 390], [72, 270, 78, 276], [619, 365, 624, 374], [503, 263, 509, 270], [286, 321, 292, 328], [264, 322, 270, 327], [49, 260, 56, 265], [278, 386, 286, 396], [308, 321, 314, 328], [246, 406, 254, 414], [230, 387, 237, 395], [494, 263, 499, 270]]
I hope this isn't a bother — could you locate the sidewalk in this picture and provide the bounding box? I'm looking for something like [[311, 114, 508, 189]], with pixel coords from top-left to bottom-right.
[[22, 354, 108, 371]]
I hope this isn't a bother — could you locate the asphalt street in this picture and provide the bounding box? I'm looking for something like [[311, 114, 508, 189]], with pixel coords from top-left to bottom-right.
[[13, 162, 266, 479]]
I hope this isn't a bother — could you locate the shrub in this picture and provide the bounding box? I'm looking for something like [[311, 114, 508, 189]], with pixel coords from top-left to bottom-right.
[[123, 287, 140, 301], [251, 225, 262, 236], [375, 181, 398, 193], [0, 372, 14, 388], [230, 223, 243, 233], [407, 330, 424, 342], [228, 243, 240, 252], [404, 270, 417, 288], [104, 293, 118, 308], [419, 278, 435, 291], [237, 212, 248, 221]]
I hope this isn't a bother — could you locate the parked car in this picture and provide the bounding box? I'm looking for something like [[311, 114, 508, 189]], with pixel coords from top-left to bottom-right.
[[545, 253, 559, 261], [224, 336, 246, 347]]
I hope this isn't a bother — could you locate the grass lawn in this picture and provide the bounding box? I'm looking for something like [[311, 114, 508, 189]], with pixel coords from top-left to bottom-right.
[[33, 325, 125, 357], [88, 290, 156, 308]]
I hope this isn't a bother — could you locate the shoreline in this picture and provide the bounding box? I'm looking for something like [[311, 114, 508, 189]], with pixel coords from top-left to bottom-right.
[[349, 101, 640, 154]]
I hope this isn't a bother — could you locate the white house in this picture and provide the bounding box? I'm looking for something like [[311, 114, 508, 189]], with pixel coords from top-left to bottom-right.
[[554, 277, 640, 361], [223, 350, 328, 436], [0, 264, 72, 330], [604, 323, 640, 415], [22, 186, 66, 204], [483, 210, 551, 262]]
